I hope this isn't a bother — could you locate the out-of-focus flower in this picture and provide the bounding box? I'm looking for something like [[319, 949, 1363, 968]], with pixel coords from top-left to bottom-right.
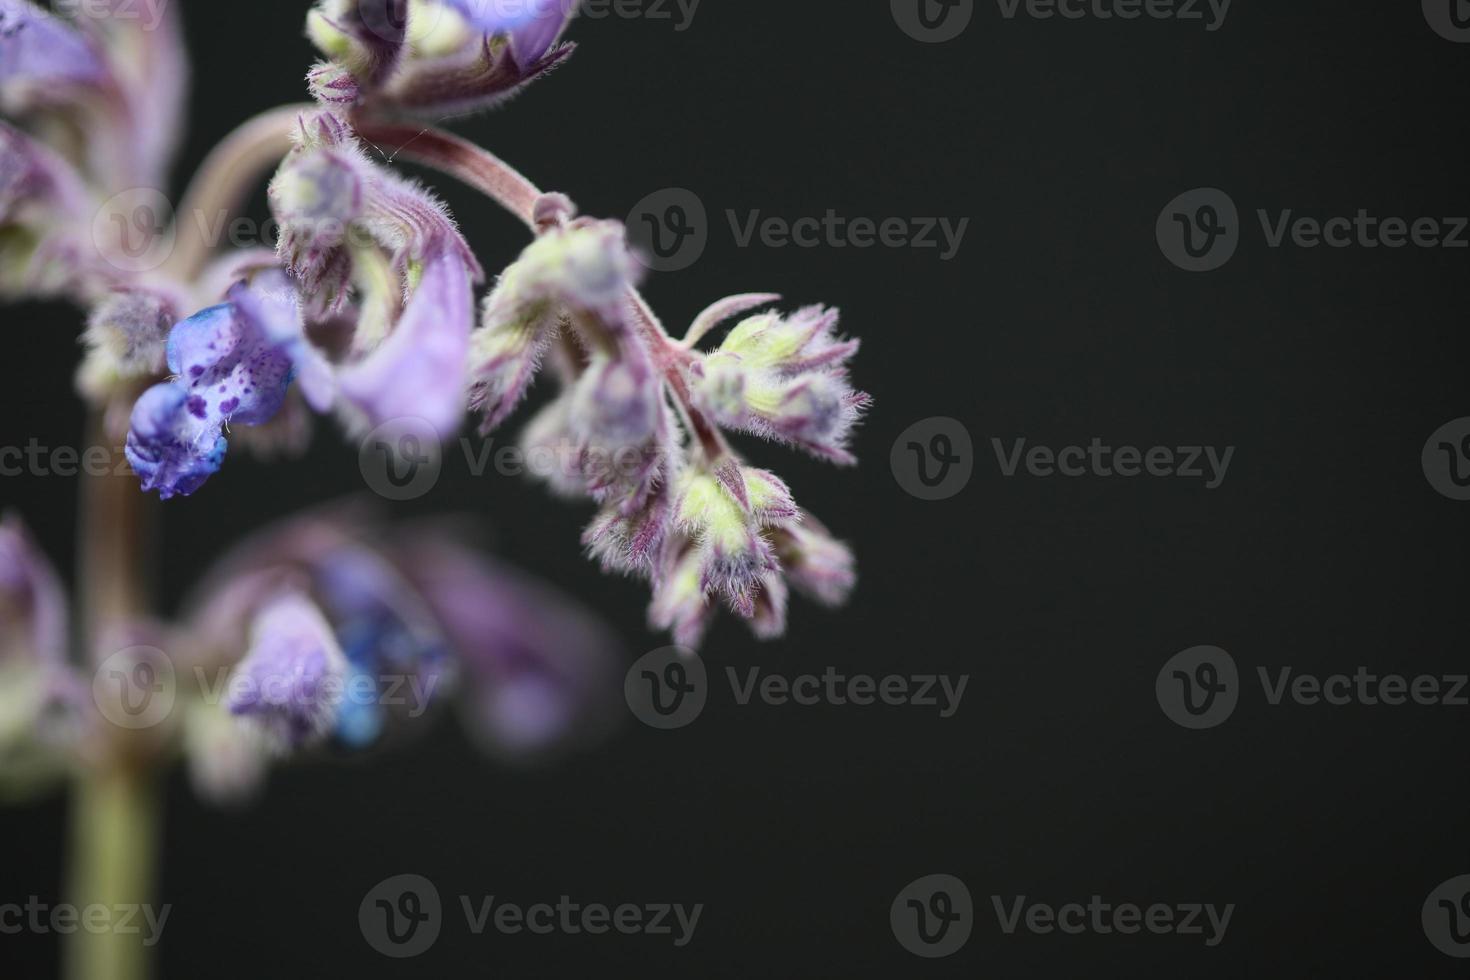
[[306, 0, 576, 117], [0, 1, 106, 107], [227, 593, 349, 749], [0, 0, 188, 304], [393, 528, 621, 759], [0, 515, 87, 799], [168, 507, 620, 801], [0, 506, 622, 805]]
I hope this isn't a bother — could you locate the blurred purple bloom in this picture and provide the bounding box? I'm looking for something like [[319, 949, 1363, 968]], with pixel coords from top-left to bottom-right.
[[0, 513, 68, 664], [0, 0, 105, 96], [228, 593, 348, 749]]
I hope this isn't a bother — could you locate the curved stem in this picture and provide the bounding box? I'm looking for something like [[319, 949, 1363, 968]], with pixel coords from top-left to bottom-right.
[[353, 120, 543, 228], [166, 104, 314, 281], [356, 118, 737, 463]]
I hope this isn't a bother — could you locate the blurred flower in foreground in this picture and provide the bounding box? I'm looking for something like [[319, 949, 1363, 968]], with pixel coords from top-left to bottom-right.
[[0, 507, 622, 805]]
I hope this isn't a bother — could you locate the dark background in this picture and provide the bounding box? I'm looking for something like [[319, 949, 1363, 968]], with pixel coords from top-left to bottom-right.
[[5, 0, 1470, 975]]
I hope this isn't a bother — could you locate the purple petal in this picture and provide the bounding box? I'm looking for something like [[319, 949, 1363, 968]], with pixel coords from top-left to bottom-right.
[[0, 1, 105, 95], [443, 0, 571, 63], [124, 382, 229, 500], [0, 513, 68, 664], [227, 593, 347, 749], [392, 532, 621, 759], [129, 273, 330, 498], [338, 250, 474, 437]]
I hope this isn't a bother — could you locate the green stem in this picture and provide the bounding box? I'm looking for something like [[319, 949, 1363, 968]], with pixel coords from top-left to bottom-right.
[[64, 764, 159, 980], [65, 412, 158, 980]]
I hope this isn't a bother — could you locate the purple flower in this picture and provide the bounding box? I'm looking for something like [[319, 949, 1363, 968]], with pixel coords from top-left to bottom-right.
[[227, 593, 349, 749], [306, 0, 576, 117], [125, 270, 333, 499], [0, 513, 68, 665], [0, 1, 105, 101], [392, 530, 621, 759], [442, 0, 572, 64], [337, 249, 475, 437]]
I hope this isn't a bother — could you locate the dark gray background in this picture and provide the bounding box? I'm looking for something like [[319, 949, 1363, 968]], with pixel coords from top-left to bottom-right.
[[4, 0, 1469, 975]]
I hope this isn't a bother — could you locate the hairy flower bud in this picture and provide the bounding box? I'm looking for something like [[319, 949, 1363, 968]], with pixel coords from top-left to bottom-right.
[[76, 287, 180, 403], [690, 305, 870, 464]]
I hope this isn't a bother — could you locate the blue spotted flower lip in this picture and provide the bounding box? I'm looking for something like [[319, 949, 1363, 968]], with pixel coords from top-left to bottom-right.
[[126, 271, 324, 499]]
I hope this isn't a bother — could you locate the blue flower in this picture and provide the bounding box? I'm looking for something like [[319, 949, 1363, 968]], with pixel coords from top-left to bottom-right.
[[125, 271, 334, 499]]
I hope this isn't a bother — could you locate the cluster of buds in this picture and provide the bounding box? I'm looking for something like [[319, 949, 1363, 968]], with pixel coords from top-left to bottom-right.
[[471, 208, 869, 647], [5, 0, 868, 670]]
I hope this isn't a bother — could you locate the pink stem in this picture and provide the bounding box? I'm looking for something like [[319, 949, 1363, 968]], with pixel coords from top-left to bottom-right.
[[167, 104, 315, 280], [357, 118, 736, 464]]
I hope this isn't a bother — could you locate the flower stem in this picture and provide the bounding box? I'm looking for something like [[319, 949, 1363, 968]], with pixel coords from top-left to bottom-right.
[[64, 763, 159, 980], [354, 118, 737, 463], [167, 104, 314, 281], [65, 412, 158, 980]]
